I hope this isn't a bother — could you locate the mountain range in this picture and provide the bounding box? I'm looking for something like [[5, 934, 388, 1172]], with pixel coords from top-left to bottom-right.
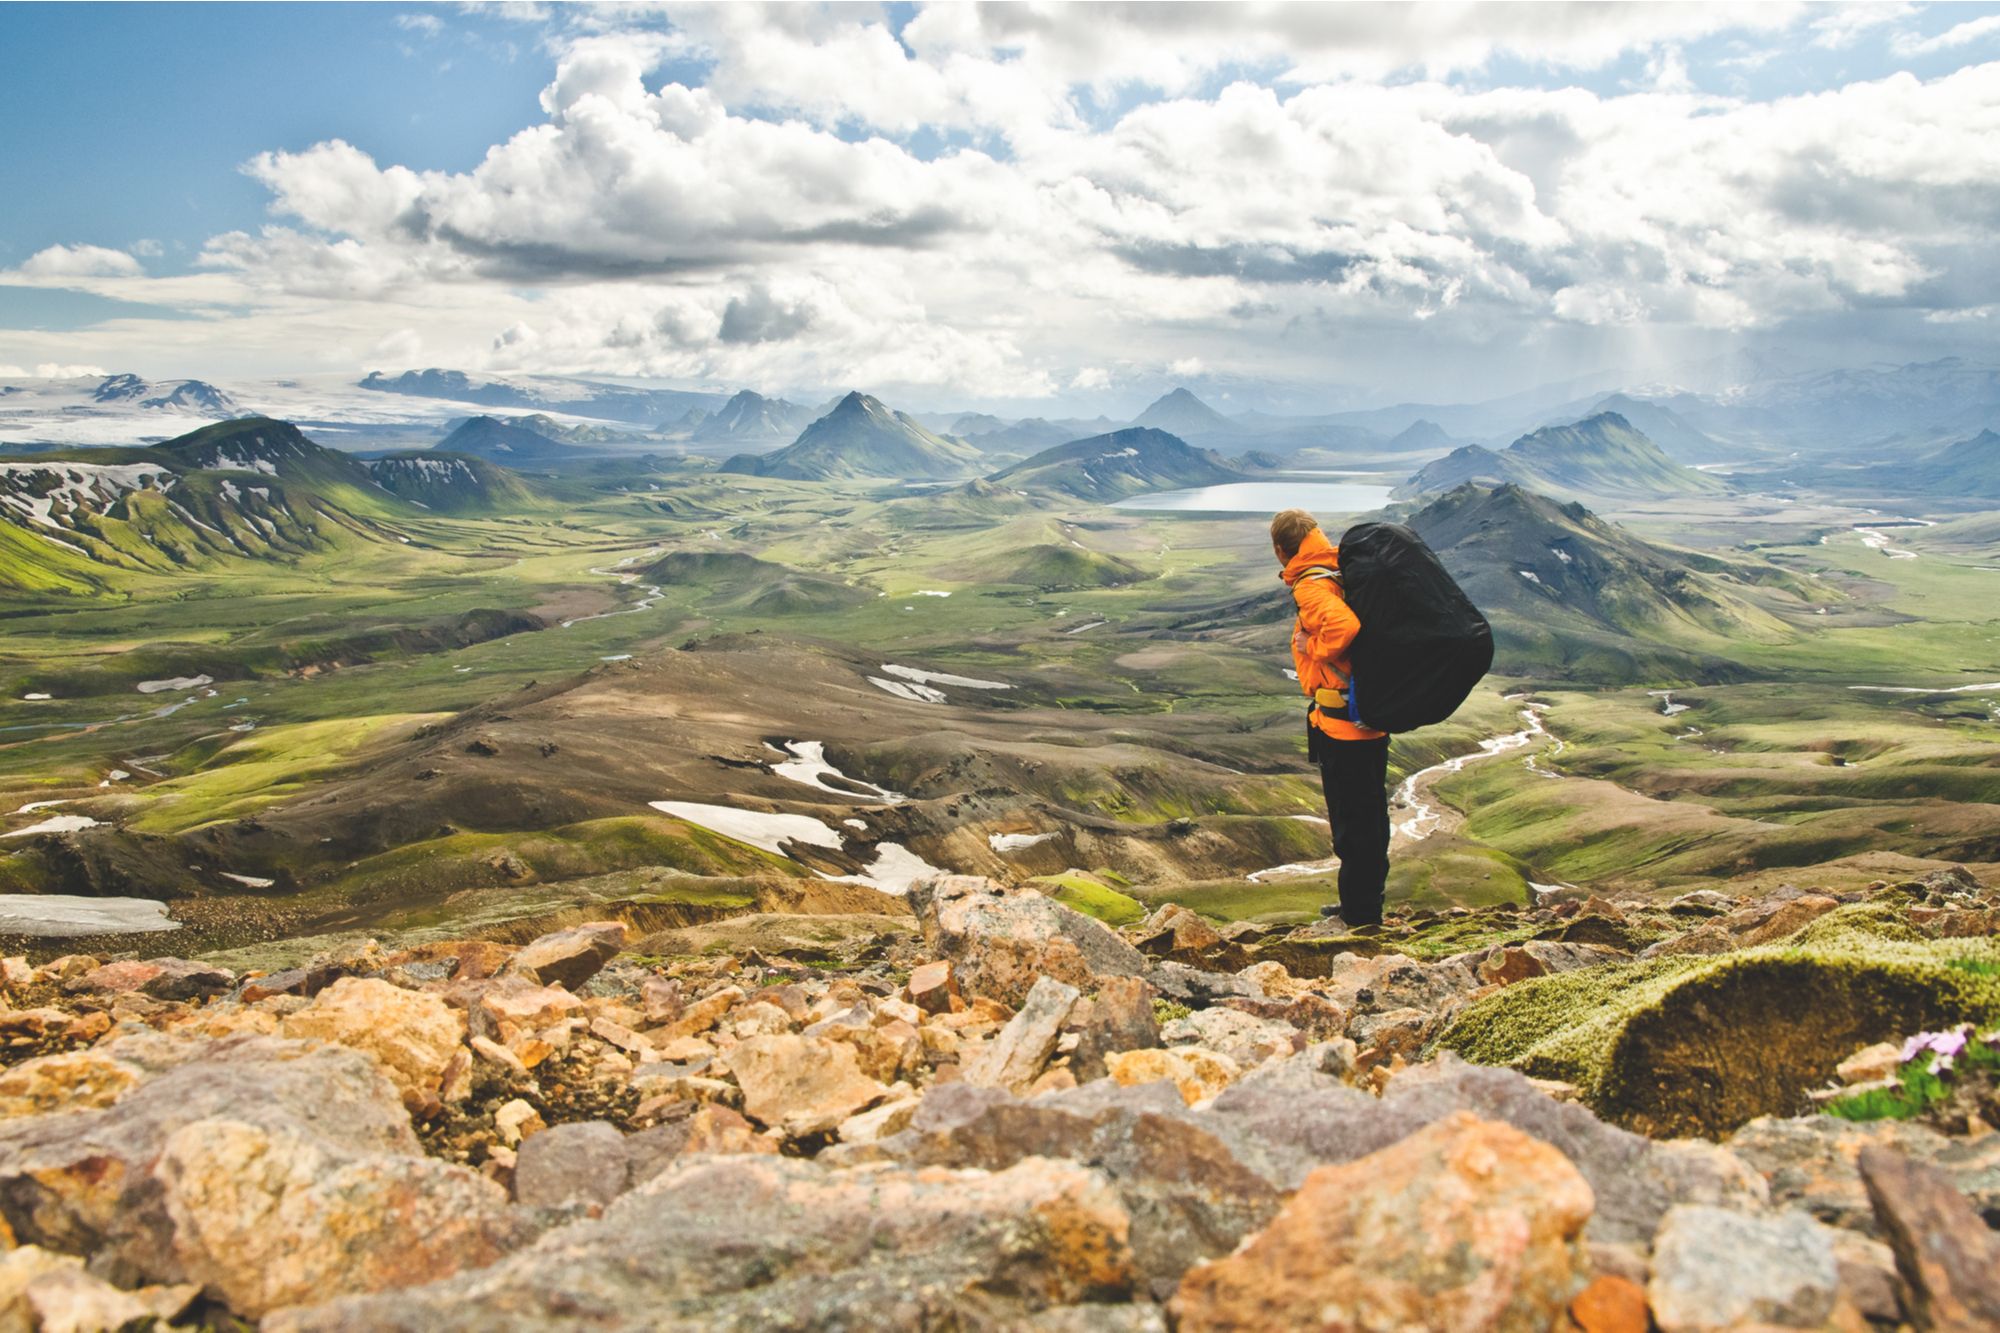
[[360, 368, 721, 426], [1398, 412, 1730, 502]]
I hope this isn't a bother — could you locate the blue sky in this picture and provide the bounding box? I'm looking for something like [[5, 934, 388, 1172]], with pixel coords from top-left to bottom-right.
[[6, 3, 2000, 410], [0, 4, 548, 277]]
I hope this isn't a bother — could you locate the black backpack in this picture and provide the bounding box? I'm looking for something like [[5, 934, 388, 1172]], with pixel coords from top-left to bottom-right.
[[1330, 522, 1492, 733]]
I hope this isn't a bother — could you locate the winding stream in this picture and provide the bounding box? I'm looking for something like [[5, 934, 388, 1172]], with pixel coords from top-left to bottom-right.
[[564, 549, 666, 627], [1392, 705, 1559, 845]]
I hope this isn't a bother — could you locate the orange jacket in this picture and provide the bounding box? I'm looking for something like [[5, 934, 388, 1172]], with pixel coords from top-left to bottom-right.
[[1283, 528, 1385, 742]]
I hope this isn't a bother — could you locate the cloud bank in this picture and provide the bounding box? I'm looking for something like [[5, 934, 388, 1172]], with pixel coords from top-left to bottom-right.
[[9, 3, 2000, 406]]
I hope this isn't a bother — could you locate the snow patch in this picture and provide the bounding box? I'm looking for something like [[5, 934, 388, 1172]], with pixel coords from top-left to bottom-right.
[[137, 674, 212, 695], [21, 693, 49, 701], [0, 894, 176, 936], [869, 677, 947, 704], [823, 842, 942, 896], [989, 832, 1058, 853], [220, 872, 275, 888], [648, 802, 844, 855], [882, 664, 1011, 690], [770, 741, 904, 803], [4, 815, 101, 837]]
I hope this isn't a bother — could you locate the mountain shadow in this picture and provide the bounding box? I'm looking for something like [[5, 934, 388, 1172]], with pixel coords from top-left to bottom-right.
[[985, 427, 1241, 502]]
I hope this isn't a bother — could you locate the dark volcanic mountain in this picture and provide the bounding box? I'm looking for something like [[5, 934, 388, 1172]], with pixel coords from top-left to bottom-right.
[[691, 391, 817, 445], [365, 453, 550, 514], [435, 417, 600, 465], [1399, 412, 1730, 502], [985, 428, 1241, 503], [1407, 483, 1812, 680], [1130, 388, 1237, 437], [719, 392, 984, 481]]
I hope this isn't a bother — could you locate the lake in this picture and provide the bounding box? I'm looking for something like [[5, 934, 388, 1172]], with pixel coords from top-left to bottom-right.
[[1111, 480, 1396, 513]]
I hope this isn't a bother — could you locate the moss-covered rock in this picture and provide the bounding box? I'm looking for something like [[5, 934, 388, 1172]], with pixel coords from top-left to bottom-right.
[[1432, 904, 2000, 1140]]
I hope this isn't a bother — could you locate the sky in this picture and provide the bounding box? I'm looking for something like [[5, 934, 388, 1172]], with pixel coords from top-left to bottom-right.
[[5, 1, 2000, 415]]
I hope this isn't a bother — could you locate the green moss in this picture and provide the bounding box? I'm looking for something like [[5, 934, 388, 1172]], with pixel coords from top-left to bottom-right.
[[1029, 872, 1145, 926], [1433, 904, 2000, 1139]]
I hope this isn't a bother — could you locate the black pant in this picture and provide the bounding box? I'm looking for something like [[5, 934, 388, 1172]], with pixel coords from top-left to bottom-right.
[[1319, 734, 1390, 927]]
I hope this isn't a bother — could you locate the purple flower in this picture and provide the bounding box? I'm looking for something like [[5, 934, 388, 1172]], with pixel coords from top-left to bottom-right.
[[1901, 1026, 1973, 1067]]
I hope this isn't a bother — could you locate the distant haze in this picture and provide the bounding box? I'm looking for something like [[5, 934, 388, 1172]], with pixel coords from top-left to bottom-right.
[[6, 5, 2000, 411]]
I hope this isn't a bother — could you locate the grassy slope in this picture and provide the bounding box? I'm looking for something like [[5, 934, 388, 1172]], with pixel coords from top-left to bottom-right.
[[4, 442, 1999, 931]]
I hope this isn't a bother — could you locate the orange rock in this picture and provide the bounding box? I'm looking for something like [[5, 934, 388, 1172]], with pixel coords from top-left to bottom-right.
[[1572, 1274, 1650, 1333], [681, 1104, 780, 1157], [1744, 896, 1840, 946], [1171, 1111, 1594, 1332], [1480, 945, 1551, 987], [906, 960, 960, 1015]]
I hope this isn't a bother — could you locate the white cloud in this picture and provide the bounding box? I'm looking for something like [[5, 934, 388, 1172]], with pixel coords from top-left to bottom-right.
[[33, 363, 108, 379], [18, 245, 145, 279], [1811, 3, 1916, 51], [371, 328, 424, 363], [1894, 13, 2000, 57], [396, 13, 445, 35], [14, 6, 2000, 402], [0, 365, 24, 377]]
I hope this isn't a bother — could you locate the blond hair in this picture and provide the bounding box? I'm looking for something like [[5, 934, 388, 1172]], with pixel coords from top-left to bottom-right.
[[1270, 508, 1319, 559]]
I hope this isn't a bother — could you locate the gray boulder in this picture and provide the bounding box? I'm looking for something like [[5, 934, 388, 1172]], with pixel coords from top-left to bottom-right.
[[264, 1153, 1143, 1332]]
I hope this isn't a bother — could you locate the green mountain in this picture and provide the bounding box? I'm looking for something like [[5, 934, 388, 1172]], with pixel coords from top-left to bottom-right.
[[0, 419, 420, 594], [719, 392, 985, 481], [1130, 388, 1237, 436], [365, 452, 550, 515], [1398, 412, 1730, 502], [644, 549, 877, 616], [985, 427, 1241, 502], [1407, 483, 1809, 681], [992, 544, 1156, 589], [1583, 395, 1733, 465]]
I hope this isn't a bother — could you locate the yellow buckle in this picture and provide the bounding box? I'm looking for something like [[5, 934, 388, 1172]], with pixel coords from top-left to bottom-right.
[[1313, 686, 1348, 709]]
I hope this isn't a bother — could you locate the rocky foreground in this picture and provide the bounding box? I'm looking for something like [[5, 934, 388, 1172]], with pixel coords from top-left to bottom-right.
[[0, 870, 1997, 1330]]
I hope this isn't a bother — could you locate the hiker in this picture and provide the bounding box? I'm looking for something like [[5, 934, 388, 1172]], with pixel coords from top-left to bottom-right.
[[1273, 508, 1389, 929]]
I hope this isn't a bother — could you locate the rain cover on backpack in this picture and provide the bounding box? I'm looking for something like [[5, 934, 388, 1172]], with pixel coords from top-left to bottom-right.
[[1335, 521, 1493, 733]]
